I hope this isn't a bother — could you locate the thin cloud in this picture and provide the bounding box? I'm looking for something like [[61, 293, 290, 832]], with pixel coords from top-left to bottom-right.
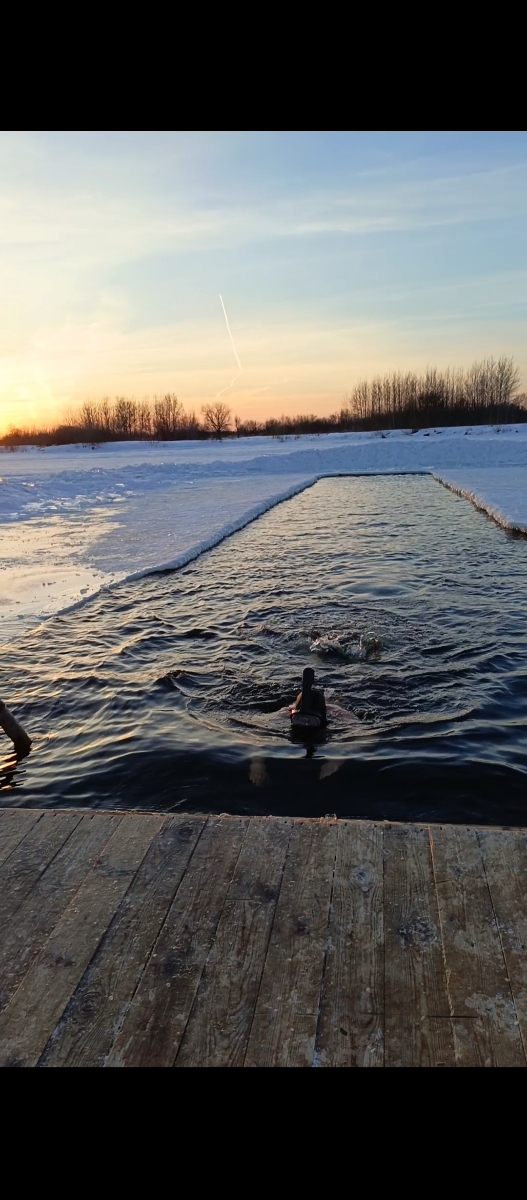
[[1, 162, 526, 263]]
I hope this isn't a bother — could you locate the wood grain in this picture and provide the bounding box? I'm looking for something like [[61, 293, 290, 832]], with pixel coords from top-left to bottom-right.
[[176, 818, 292, 1067], [40, 816, 206, 1067], [106, 817, 248, 1068], [0, 814, 161, 1067], [316, 820, 384, 1067], [244, 820, 337, 1068], [431, 825, 525, 1067], [384, 824, 455, 1067]]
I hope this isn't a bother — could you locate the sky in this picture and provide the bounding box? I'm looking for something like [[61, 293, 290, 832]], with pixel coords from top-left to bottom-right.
[[1, 130, 527, 431]]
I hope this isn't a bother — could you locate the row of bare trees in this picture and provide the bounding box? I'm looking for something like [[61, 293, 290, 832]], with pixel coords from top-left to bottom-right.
[[77, 397, 235, 441], [77, 395, 203, 440], [340, 357, 525, 429], [232, 359, 526, 437], [1, 398, 233, 446]]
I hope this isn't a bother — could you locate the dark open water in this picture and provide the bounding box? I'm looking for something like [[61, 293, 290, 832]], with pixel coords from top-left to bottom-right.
[[2, 476, 527, 824]]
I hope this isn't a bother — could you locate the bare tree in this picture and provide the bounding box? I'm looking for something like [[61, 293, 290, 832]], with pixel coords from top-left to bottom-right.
[[201, 402, 232, 439], [80, 401, 100, 439], [136, 400, 152, 439], [153, 394, 183, 439], [113, 397, 137, 437], [98, 397, 112, 435]]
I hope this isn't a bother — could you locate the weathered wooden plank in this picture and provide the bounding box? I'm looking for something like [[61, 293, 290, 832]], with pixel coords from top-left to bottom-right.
[[0, 814, 162, 1068], [477, 828, 527, 1063], [175, 818, 292, 1068], [0, 808, 525, 1070], [0, 810, 43, 869], [384, 1017, 455, 1068], [430, 825, 525, 1068], [315, 820, 384, 1068], [225, 817, 292, 903], [0, 814, 122, 1015], [244, 820, 338, 1068], [39, 816, 206, 1068], [0, 812, 82, 926], [451, 1015, 524, 1068], [106, 817, 248, 1068], [384, 824, 455, 1067]]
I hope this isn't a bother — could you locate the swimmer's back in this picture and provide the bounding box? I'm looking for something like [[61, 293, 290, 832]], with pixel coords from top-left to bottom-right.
[[294, 687, 327, 724]]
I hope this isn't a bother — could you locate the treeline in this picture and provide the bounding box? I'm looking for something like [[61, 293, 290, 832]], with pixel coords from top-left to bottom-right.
[[233, 414, 345, 437], [233, 358, 527, 435], [1, 358, 526, 448], [339, 357, 526, 431], [1, 395, 206, 447], [1, 396, 237, 446]]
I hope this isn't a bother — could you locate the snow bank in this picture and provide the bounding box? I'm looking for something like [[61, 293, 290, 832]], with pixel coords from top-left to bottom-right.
[[433, 467, 527, 533]]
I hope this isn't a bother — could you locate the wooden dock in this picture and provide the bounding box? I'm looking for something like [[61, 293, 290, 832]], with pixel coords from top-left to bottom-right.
[[0, 808, 526, 1068]]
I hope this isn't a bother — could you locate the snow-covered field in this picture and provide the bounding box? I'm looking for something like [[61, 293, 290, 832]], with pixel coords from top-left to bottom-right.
[[2, 425, 527, 646]]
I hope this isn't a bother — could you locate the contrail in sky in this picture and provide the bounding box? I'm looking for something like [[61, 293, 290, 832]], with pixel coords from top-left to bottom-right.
[[217, 294, 243, 399]]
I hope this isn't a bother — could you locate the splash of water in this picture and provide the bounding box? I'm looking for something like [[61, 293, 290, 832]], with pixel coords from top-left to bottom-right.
[[310, 630, 382, 660], [217, 294, 243, 399]]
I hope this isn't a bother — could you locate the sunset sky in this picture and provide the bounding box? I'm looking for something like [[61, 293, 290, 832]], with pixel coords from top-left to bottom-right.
[[1, 130, 527, 432]]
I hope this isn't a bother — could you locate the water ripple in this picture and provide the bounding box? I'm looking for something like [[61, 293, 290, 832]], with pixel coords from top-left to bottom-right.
[[2, 475, 527, 824]]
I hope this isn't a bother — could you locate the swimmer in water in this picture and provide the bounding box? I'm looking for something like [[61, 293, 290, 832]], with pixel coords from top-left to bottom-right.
[[290, 667, 327, 728], [271, 669, 356, 730]]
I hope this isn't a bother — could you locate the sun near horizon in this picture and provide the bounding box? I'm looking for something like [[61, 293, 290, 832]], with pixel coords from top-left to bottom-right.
[[1, 131, 527, 436]]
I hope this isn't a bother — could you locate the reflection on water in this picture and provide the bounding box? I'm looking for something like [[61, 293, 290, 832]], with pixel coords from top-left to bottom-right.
[[2, 476, 527, 824]]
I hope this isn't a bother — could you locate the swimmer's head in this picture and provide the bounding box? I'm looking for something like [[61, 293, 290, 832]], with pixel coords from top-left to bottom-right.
[[303, 667, 315, 688]]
